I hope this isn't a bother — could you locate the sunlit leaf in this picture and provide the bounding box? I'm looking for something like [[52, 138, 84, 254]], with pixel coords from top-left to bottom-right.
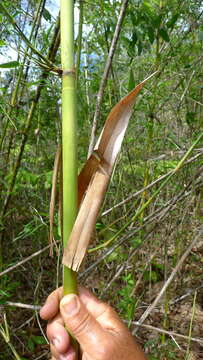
[[166, 13, 179, 28], [159, 28, 170, 42], [43, 8, 52, 22], [0, 61, 20, 68]]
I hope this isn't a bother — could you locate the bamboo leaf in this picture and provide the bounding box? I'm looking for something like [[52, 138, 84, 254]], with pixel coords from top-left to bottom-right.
[[0, 61, 19, 68], [159, 28, 170, 42], [63, 73, 157, 271], [166, 13, 179, 29], [128, 68, 135, 92], [43, 8, 52, 22], [49, 146, 61, 256]]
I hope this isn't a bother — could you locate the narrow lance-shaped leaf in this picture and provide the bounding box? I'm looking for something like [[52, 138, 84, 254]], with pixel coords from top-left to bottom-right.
[[63, 72, 156, 271], [49, 146, 61, 256], [0, 61, 20, 68]]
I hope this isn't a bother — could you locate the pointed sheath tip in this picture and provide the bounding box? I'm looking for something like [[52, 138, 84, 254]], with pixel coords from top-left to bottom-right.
[[62, 253, 81, 272], [143, 70, 159, 83]]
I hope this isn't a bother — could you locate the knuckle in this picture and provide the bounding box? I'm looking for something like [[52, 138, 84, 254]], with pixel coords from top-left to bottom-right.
[[103, 304, 115, 318], [71, 312, 91, 337]]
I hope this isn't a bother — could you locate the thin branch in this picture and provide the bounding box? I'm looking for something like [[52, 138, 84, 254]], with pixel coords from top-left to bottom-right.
[[0, 244, 52, 278], [88, 0, 129, 157], [131, 322, 203, 345], [133, 226, 203, 333], [4, 302, 41, 311], [80, 180, 202, 279], [102, 231, 157, 294], [171, 284, 203, 305], [178, 70, 196, 108], [0, 3, 53, 69], [102, 151, 203, 217]]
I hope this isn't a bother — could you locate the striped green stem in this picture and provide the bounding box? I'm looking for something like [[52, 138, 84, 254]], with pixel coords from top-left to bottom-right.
[[60, 0, 78, 295]]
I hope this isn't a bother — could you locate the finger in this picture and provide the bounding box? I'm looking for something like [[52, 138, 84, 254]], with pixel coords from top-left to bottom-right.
[[50, 343, 60, 359], [78, 286, 125, 332], [40, 287, 63, 320], [47, 314, 70, 354], [78, 286, 108, 318], [50, 344, 76, 360], [60, 294, 110, 355]]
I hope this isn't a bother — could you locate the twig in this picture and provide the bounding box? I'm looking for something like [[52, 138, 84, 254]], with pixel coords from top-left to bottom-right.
[[81, 180, 201, 279], [4, 302, 41, 311], [102, 230, 157, 294], [88, 0, 129, 156], [14, 315, 35, 331], [0, 244, 52, 278], [171, 284, 203, 305], [131, 322, 203, 345], [35, 310, 49, 344], [133, 227, 203, 334], [102, 151, 203, 217], [178, 70, 195, 108]]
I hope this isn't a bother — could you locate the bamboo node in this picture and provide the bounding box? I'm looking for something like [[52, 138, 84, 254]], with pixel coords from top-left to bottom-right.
[[63, 68, 76, 77]]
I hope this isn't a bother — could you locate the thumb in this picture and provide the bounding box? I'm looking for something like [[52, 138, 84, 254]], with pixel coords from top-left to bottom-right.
[[60, 294, 108, 355]]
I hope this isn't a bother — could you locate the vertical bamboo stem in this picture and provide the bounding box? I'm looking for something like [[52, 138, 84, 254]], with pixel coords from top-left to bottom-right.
[[60, 0, 78, 295], [76, 0, 84, 88]]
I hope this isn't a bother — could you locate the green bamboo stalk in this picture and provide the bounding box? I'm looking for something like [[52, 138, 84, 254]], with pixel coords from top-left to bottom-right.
[[60, 0, 78, 295]]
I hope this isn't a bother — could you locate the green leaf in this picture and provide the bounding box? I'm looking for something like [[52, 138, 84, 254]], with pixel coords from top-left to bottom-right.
[[159, 28, 170, 42], [0, 40, 5, 46], [0, 61, 20, 68], [0, 289, 11, 298], [143, 270, 158, 283], [130, 11, 137, 26], [43, 8, 52, 22], [152, 14, 163, 29], [137, 41, 143, 55], [132, 31, 137, 45], [147, 27, 155, 44], [32, 335, 47, 345], [128, 68, 135, 92], [167, 13, 179, 29], [0, 299, 6, 305], [27, 338, 35, 352], [186, 111, 196, 125]]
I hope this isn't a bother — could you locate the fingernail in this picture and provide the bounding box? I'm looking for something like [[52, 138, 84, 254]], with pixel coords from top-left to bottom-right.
[[61, 294, 79, 317], [51, 337, 61, 351]]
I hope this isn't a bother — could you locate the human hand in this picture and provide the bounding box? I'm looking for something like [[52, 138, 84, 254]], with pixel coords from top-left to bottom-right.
[[40, 286, 147, 360]]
